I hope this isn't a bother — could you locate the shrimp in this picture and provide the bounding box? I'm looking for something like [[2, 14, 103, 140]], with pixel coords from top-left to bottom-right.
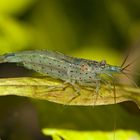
[[0, 50, 135, 101]]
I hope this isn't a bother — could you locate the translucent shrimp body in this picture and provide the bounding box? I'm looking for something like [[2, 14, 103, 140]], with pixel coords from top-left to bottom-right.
[[0, 50, 122, 87]]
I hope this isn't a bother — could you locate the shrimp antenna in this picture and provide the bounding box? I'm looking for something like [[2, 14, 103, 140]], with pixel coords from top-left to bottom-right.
[[121, 53, 130, 68], [121, 56, 138, 71], [112, 79, 117, 140], [123, 69, 140, 77], [121, 46, 140, 71], [121, 71, 139, 88], [120, 46, 134, 68]]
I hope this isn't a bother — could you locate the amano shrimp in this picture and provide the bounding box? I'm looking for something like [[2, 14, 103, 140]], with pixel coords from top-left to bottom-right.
[[0, 50, 135, 101]]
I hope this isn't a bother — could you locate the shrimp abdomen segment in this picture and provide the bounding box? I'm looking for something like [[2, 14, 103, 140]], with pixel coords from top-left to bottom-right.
[[0, 51, 71, 80], [0, 50, 102, 86]]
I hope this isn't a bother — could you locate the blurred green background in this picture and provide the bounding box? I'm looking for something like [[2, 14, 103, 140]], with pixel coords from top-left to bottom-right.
[[0, 0, 140, 140]]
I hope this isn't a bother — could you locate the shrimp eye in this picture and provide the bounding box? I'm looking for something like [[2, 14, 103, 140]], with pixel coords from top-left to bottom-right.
[[100, 60, 106, 68]]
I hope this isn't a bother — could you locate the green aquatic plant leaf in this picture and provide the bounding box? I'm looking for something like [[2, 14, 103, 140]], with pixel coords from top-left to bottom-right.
[[0, 77, 139, 108], [42, 128, 140, 140], [0, 0, 34, 14]]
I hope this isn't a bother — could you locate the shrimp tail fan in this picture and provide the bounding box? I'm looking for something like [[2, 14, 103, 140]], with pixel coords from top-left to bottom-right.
[[0, 53, 18, 63]]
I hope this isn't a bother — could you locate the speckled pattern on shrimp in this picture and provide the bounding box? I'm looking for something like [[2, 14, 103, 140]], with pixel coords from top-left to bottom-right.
[[0, 50, 122, 88]]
